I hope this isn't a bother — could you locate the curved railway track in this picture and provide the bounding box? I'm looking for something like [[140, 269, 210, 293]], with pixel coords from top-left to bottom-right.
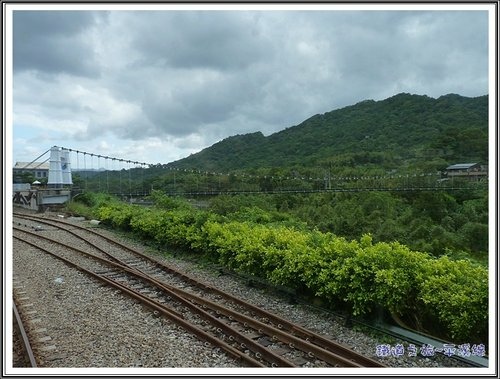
[[13, 212, 385, 368]]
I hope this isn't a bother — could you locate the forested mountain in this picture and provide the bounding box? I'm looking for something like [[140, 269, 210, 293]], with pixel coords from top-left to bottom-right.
[[169, 93, 488, 173]]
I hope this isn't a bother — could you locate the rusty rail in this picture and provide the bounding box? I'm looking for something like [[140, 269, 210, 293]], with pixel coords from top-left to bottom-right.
[[13, 232, 265, 367], [13, 300, 37, 367], [14, 227, 297, 366]]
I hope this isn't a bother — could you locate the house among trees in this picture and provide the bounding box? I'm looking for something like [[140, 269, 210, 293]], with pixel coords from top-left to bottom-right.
[[13, 161, 50, 182], [445, 163, 488, 181]]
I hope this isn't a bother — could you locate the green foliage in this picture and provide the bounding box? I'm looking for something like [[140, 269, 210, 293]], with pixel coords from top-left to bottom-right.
[[323, 237, 430, 316], [66, 192, 121, 219], [65, 200, 96, 219], [14, 171, 37, 184], [73, 192, 118, 208], [71, 192, 488, 343], [64, 91, 489, 344], [417, 256, 488, 341], [70, 92, 488, 265], [97, 202, 137, 230], [68, 92, 488, 263], [209, 195, 275, 215], [148, 190, 192, 210], [200, 216, 487, 342], [459, 222, 489, 253], [274, 191, 488, 260]]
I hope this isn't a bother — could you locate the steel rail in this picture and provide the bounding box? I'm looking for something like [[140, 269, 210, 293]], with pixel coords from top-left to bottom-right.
[[12, 300, 37, 367], [14, 215, 133, 267], [138, 259, 383, 366], [13, 228, 294, 367], [14, 224, 294, 366], [100, 269, 296, 367], [13, 232, 265, 367], [165, 284, 365, 367]]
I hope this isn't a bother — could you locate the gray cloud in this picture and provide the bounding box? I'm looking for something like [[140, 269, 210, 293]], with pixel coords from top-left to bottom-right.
[[12, 8, 490, 164], [126, 11, 274, 71], [13, 11, 103, 77]]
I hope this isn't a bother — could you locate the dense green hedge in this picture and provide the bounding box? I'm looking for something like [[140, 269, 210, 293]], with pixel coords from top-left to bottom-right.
[[90, 195, 487, 343]]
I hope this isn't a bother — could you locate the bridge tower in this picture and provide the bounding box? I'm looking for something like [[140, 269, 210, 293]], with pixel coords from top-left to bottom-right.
[[48, 146, 72, 188]]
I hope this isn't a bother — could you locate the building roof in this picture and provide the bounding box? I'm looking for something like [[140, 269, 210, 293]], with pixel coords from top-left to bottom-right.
[[14, 162, 50, 170], [446, 163, 479, 170]]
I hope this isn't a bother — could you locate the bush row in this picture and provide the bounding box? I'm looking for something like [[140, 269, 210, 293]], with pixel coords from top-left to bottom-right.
[[93, 197, 487, 343]]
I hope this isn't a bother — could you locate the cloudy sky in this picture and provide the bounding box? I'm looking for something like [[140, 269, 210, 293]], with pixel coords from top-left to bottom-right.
[[9, 4, 491, 168]]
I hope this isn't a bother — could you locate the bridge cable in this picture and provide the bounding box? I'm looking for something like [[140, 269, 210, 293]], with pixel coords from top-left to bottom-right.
[[128, 160, 132, 197], [76, 151, 79, 188], [141, 163, 145, 196], [97, 155, 101, 192], [20, 148, 50, 170], [119, 159, 123, 197], [83, 153, 87, 191], [105, 157, 109, 193]]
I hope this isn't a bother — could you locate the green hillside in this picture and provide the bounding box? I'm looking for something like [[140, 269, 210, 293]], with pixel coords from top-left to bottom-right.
[[169, 93, 488, 174]]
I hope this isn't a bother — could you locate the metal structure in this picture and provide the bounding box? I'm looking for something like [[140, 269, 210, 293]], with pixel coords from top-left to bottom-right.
[[15, 146, 488, 201]]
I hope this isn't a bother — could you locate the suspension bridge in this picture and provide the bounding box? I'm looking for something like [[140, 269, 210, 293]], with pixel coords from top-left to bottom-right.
[[13, 146, 488, 207]]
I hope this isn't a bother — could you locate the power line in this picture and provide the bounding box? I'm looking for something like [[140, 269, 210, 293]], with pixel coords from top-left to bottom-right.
[[159, 186, 485, 197]]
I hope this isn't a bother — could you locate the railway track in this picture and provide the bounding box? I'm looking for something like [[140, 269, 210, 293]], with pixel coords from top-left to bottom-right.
[[12, 294, 37, 367], [13, 212, 385, 368]]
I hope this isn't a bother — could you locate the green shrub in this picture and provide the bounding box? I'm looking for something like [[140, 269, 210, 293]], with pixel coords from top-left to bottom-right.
[[417, 256, 488, 341]]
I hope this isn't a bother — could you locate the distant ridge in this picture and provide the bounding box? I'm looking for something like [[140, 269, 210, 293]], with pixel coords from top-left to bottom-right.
[[168, 93, 488, 173]]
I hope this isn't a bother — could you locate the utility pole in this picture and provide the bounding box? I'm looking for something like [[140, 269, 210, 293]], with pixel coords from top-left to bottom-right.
[[324, 163, 332, 190]]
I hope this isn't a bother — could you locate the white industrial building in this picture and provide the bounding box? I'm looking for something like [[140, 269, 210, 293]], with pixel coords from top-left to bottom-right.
[[13, 161, 50, 180]]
